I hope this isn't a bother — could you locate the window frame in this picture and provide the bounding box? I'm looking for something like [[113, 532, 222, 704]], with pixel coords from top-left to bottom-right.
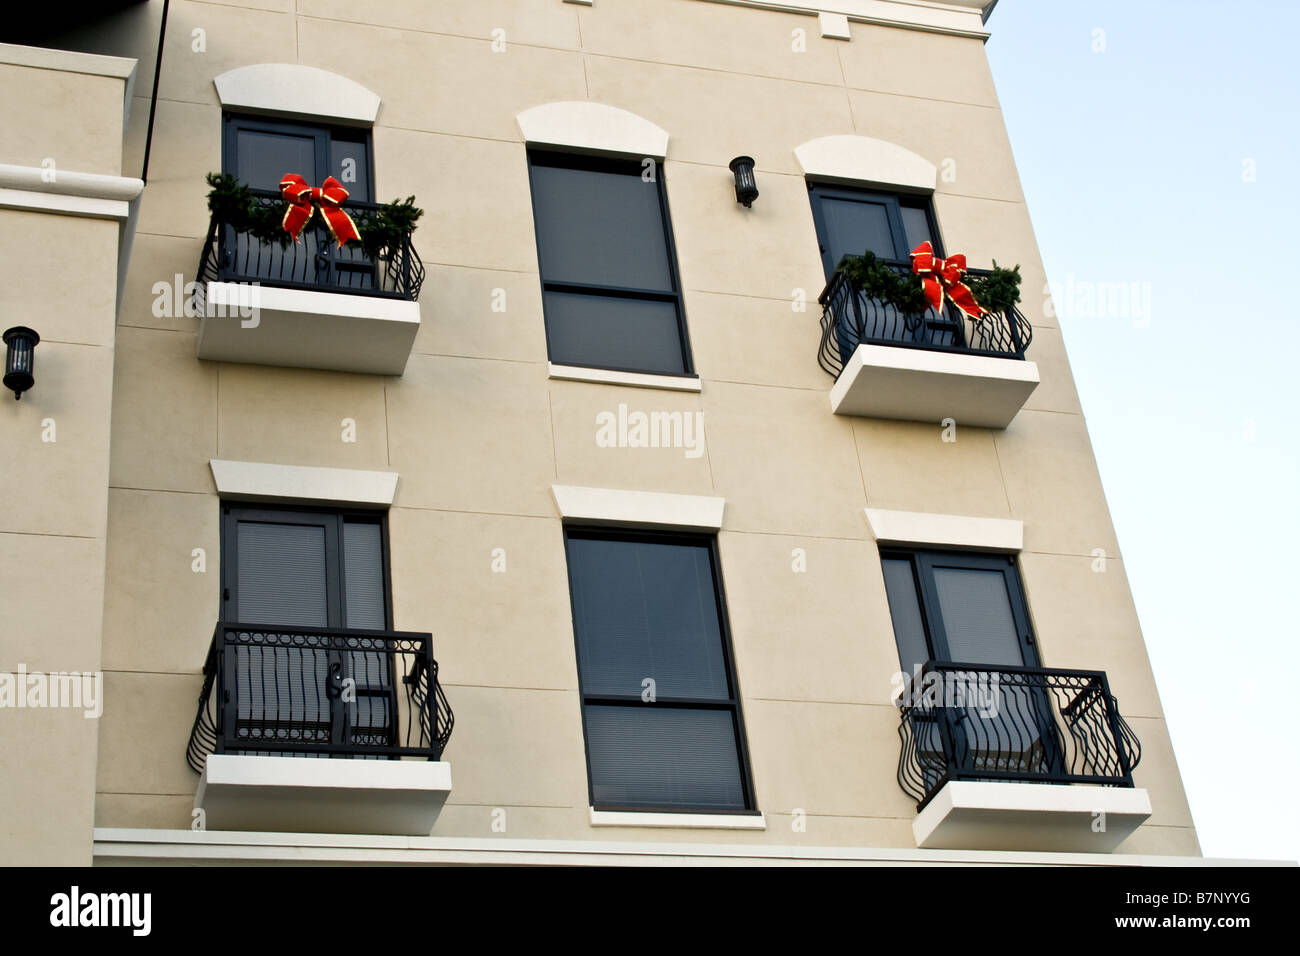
[[562, 527, 757, 814], [880, 547, 1040, 669], [222, 112, 376, 202], [808, 182, 943, 280], [526, 149, 695, 378], [219, 502, 394, 631]]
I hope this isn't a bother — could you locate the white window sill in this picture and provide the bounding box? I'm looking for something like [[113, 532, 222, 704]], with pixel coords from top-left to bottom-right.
[[548, 363, 702, 393], [589, 808, 766, 830]]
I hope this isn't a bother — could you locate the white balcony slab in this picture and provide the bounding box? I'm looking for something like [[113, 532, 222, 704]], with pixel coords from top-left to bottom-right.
[[195, 754, 452, 836], [830, 343, 1039, 428], [196, 281, 420, 375], [913, 781, 1152, 853]]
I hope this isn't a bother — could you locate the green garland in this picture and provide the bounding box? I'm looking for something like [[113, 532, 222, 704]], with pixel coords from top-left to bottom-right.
[[204, 172, 424, 257], [834, 249, 1022, 316]]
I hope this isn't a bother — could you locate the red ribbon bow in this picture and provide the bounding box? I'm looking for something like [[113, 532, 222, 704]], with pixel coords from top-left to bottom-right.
[[279, 173, 361, 247], [910, 241, 986, 319]]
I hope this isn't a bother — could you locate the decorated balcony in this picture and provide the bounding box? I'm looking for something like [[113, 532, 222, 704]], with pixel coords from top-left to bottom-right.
[[193, 175, 425, 375], [896, 661, 1150, 853], [187, 622, 454, 836], [817, 247, 1039, 427]]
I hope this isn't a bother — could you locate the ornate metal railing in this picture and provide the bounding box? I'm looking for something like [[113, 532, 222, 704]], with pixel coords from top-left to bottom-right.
[[817, 264, 1032, 379], [896, 661, 1140, 810], [187, 622, 453, 772], [196, 190, 424, 300]]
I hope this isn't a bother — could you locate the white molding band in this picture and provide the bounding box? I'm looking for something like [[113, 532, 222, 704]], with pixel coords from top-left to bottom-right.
[[517, 102, 669, 158], [552, 485, 725, 531], [214, 64, 381, 125], [795, 135, 936, 192], [92, 828, 1271, 867], [864, 507, 1022, 551], [548, 363, 702, 393], [691, 1, 993, 39], [0, 163, 143, 220], [210, 460, 398, 509], [590, 809, 766, 830]]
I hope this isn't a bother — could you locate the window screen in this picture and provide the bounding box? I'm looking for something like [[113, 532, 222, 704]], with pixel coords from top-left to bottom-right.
[[565, 531, 753, 812]]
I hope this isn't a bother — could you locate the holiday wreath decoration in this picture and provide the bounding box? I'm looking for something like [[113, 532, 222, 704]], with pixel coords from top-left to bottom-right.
[[204, 172, 424, 260], [834, 242, 1022, 319]]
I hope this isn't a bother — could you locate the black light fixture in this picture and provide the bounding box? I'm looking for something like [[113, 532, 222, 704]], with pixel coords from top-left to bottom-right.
[[729, 156, 759, 207], [3, 327, 39, 400]]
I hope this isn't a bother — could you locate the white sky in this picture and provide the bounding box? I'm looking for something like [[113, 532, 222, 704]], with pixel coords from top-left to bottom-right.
[[987, 0, 1299, 862]]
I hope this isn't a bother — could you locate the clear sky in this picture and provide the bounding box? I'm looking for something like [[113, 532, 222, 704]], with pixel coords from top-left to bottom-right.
[[985, 0, 1299, 862]]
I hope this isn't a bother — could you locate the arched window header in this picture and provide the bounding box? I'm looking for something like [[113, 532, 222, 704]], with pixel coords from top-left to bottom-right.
[[794, 135, 936, 193], [214, 64, 381, 126], [516, 101, 669, 159]]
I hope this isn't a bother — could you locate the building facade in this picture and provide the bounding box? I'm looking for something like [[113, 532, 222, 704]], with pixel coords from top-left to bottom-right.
[[2, 0, 1205, 866]]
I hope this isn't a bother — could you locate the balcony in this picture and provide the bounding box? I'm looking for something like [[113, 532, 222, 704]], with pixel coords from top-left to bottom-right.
[[194, 191, 425, 375], [187, 622, 453, 836], [818, 266, 1039, 427], [897, 661, 1150, 852]]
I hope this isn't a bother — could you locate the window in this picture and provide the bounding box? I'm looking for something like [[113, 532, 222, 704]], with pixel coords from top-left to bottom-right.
[[527, 151, 693, 376], [880, 548, 1039, 674], [224, 113, 372, 201], [220, 505, 394, 756], [563, 530, 754, 812], [883, 549, 1061, 779], [808, 183, 938, 279], [222, 114, 377, 292]]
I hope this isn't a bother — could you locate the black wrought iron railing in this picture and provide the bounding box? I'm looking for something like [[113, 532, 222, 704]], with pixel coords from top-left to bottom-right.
[[817, 264, 1033, 379], [196, 191, 424, 300], [187, 622, 453, 772], [896, 661, 1141, 810]]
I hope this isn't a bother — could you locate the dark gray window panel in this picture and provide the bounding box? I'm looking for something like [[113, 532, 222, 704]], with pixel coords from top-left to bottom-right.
[[530, 164, 673, 291], [235, 521, 329, 627], [543, 292, 686, 375], [933, 567, 1023, 666], [881, 557, 930, 677], [235, 129, 316, 193], [820, 196, 896, 265], [343, 522, 386, 630], [567, 536, 730, 700], [584, 705, 746, 810]]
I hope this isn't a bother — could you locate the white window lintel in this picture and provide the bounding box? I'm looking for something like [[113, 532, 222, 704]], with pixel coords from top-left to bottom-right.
[[552, 485, 724, 531], [864, 507, 1022, 551], [210, 460, 398, 509], [517, 102, 669, 159], [214, 64, 381, 126]]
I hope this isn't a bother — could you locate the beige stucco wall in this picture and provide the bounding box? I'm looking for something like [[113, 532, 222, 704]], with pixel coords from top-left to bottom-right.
[[0, 48, 134, 865], [78, 0, 1198, 856]]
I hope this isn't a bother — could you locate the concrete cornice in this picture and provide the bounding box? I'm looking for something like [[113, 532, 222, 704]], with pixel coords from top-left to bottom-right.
[[692, 0, 993, 39]]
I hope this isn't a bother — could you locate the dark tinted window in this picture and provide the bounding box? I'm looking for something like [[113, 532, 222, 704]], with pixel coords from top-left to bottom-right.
[[225, 114, 372, 201], [880, 549, 1038, 671], [809, 184, 940, 278], [564, 530, 753, 812], [528, 152, 691, 375]]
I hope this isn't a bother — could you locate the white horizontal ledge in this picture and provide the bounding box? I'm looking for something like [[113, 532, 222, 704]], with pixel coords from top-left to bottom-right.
[[913, 781, 1152, 853], [548, 363, 702, 392], [590, 809, 766, 830], [0, 163, 144, 201], [865, 507, 1022, 551], [196, 754, 452, 836], [210, 459, 398, 509], [552, 485, 725, 531]]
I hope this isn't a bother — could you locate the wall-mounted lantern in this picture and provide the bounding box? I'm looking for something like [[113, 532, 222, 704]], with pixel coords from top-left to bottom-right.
[[3, 327, 39, 400], [729, 156, 759, 207]]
